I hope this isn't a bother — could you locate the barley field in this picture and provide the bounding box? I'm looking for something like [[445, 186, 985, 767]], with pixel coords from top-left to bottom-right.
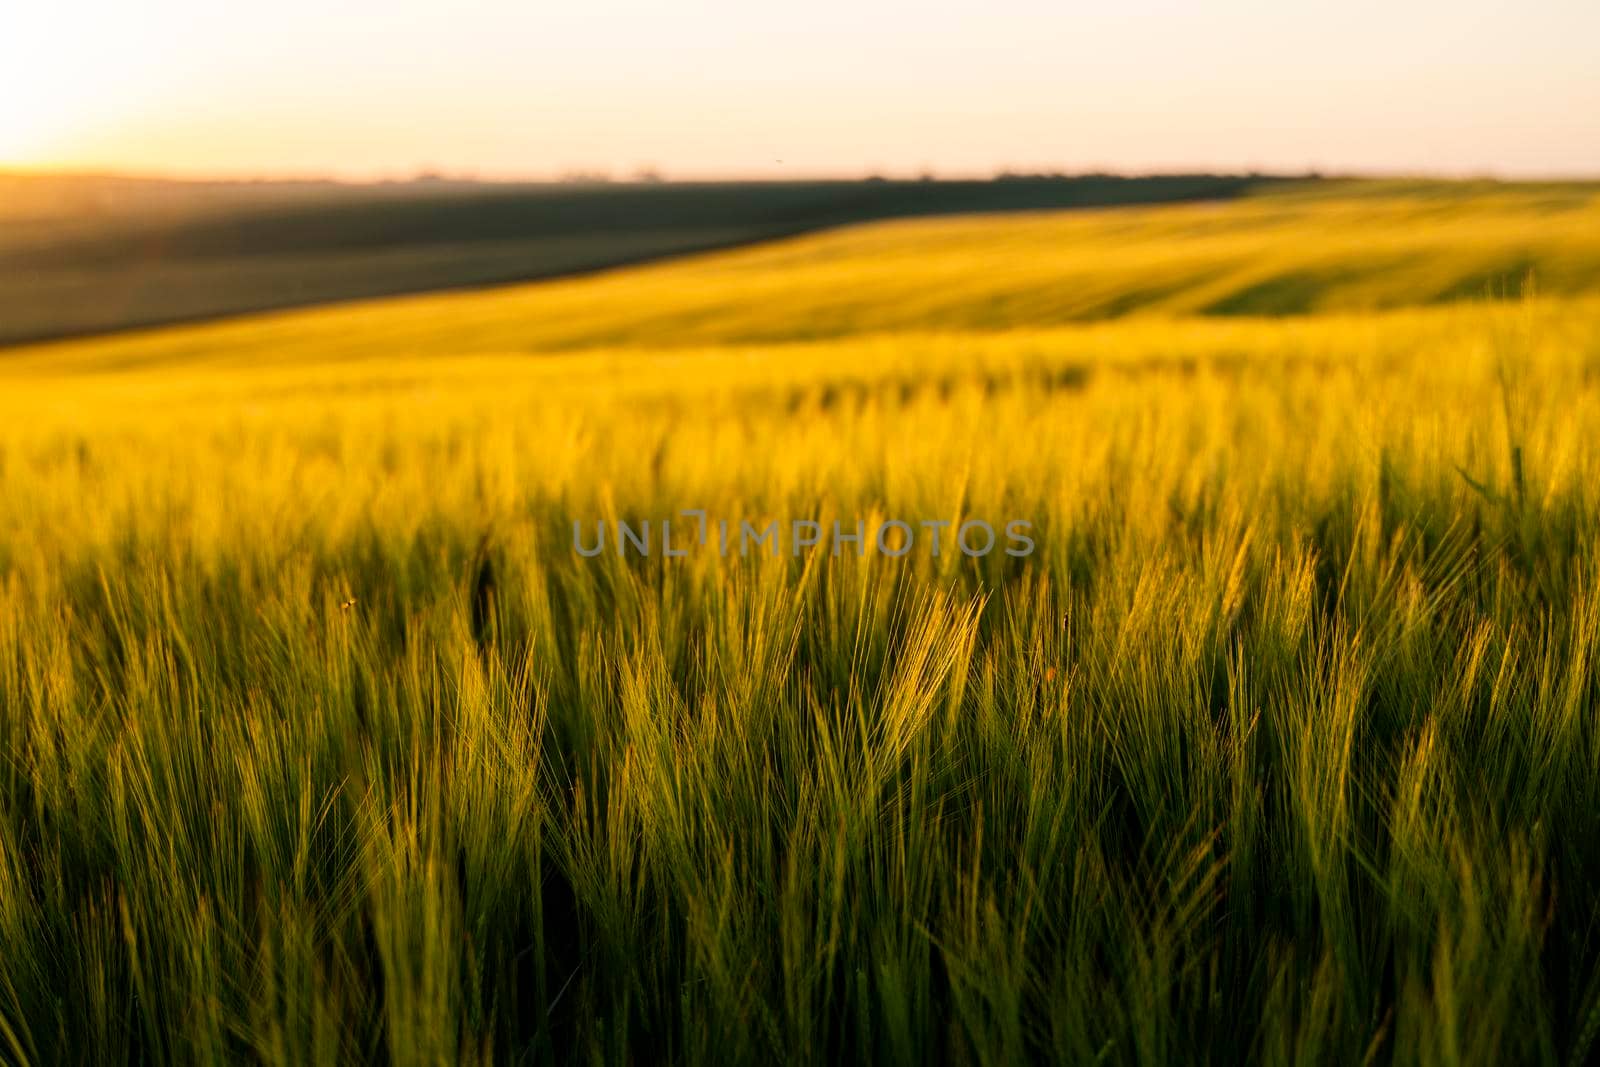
[[4, 184, 1600, 1064]]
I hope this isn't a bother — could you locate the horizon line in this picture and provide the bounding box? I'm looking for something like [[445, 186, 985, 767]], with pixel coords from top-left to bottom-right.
[[5, 163, 1600, 188]]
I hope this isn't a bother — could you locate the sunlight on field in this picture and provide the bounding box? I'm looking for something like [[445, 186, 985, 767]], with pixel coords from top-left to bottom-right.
[[3, 189, 1600, 1063], [6, 182, 1600, 374]]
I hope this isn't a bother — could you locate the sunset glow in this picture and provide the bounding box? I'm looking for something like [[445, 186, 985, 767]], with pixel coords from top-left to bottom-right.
[[5, 0, 1600, 179]]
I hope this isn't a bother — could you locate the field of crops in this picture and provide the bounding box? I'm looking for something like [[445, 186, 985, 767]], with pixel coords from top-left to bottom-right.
[[3, 184, 1600, 1064], [0, 172, 1258, 347]]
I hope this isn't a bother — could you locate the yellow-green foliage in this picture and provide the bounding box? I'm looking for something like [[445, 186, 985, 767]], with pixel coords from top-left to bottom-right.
[[2, 187, 1600, 1064]]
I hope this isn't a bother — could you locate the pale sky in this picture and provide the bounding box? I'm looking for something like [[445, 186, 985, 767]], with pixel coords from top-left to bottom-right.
[[3, 0, 1598, 180]]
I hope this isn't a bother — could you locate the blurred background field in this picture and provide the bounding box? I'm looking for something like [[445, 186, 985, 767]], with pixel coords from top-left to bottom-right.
[[5, 184, 1600, 1063], [4, 178, 1596, 363], [0, 171, 1265, 346]]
